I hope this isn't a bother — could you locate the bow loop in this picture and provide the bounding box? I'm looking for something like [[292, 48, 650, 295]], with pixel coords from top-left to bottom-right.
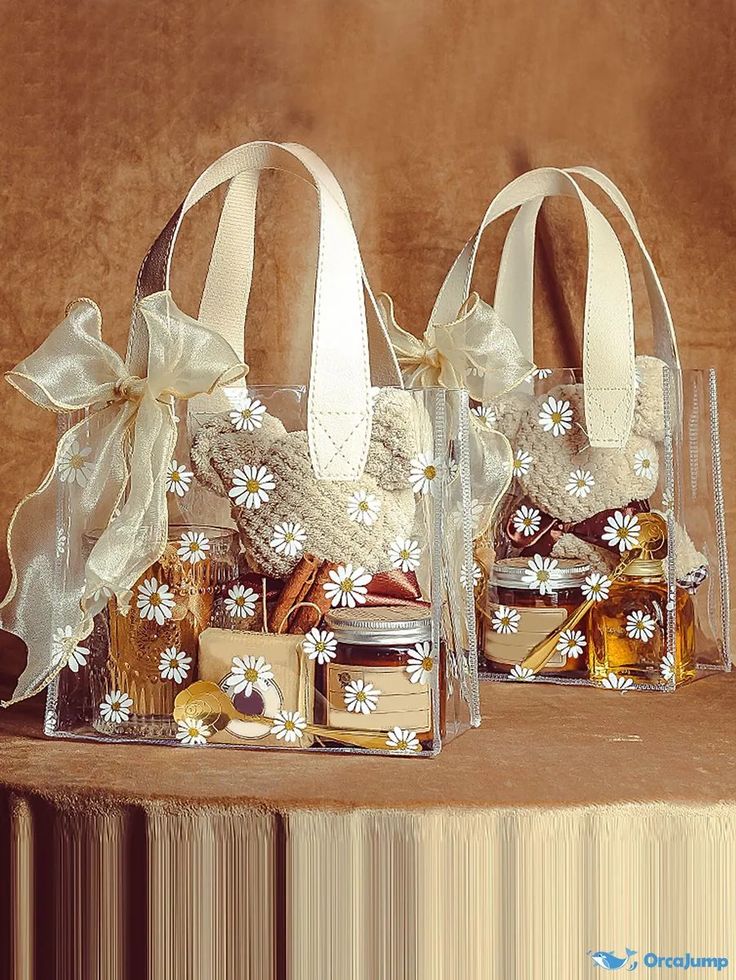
[[1, 290, 246, 705], [6, 298, 127, 413]]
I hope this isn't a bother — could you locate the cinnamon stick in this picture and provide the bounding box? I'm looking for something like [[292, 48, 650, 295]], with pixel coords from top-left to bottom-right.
[[271, 554, 320, 633], [290, 561, 337, 633]]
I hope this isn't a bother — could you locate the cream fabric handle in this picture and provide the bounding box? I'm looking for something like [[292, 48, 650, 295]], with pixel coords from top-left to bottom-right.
[[494, 168, 682, 381], [131, 142, 381, 480], [430, 168, 636, 448], [196, 144, 401, 386]]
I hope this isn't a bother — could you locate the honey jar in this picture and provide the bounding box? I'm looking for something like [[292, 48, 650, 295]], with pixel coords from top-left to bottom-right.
[[320, 605, 440, 746], [484, 557, 592, 677]]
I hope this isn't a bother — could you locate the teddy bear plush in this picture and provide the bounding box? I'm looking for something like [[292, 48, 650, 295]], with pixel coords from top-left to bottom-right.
[[491, 355, 706, 580], [190, 387, 427, 580]]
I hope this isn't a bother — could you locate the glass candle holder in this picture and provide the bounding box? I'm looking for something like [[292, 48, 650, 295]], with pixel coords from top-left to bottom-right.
[[89, 525, 239, 738]]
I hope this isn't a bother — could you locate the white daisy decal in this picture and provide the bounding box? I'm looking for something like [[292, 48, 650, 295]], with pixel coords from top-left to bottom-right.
[[177, 530, 210, 565], [470, 405, 498, 429], [581, 572, 612, 603], [565, 468, 595, 499], [512, 504, 541, 537], [176, 717, 210, 745], [270, 521, 307, 557], [166, 459, 193, 497], [521, 555, 559, 596], [158, 647, 192, 683], [229, 465, 275, 509], [601, 511, 641, 553], [388, 537, 421, 573], [56, 529, 68, 558], [302, 628, 337, 664], [533, 367, 553, 379], [460, 561, 482, 590], [226, 655, 274, 696], [633, 448, 654, 479], [51, 626, 88, 673], [136, 577, 176, 624], [271, 710, 307, 743], [409, 452, 439, 495], [512, 449, 533, 477], [510, 664, 536, 681], [99, 689, 133, 723], [660, 651, 676, 682], [406, 641, 434, 684], [346, 490, 381, 526], [625, 609, 657, 642], [556, 629, 587, 660], [601, 672, 635, 692], [58, 439, 93, 487], [386, 726, 422, 753], [491, 605, 521, 635], [344, 678, 381, 714], [323, 564, 372, 608], [229, 395, 266, 432], [224, 585, 258, 619], [538, 396, 573, 437]]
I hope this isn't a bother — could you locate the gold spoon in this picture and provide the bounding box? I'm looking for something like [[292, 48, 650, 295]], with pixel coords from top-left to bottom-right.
[[173, 681, 415, 752], [519, 512, 667, 674]]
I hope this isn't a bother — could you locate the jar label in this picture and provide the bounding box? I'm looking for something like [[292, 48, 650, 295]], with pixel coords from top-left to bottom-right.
[[326, 664, 432, 732], [484, 605, 568, 667]]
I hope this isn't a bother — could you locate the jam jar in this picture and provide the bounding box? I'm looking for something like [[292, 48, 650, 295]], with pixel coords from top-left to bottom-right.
[[320, 605, 441, 747], [483, 557, 592, 677]]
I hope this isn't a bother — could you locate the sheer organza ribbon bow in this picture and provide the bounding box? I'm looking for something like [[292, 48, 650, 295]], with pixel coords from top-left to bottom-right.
[[380, 292, 533, 404], [0, 291, 246, 705], [379, 293, 534, 537]]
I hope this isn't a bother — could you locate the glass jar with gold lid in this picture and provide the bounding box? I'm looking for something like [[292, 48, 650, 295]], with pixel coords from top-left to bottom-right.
[[320, 605, 441, 747], [484, 557, 592, 677], [588, 550, 696, 687]]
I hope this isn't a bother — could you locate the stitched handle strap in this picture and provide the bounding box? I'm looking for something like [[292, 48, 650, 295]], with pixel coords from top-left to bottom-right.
[[493, 167, 682, 383], [430, 168, 636, 448], [197, 143, 401, 387], [130, 141, 388, 480]]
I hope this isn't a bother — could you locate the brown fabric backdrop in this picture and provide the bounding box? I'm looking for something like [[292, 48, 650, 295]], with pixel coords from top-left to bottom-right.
[[0, 0, 734, 686]]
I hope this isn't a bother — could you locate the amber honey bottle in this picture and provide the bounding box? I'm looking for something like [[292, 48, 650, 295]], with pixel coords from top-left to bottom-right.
[[588, 553, 696, 687]]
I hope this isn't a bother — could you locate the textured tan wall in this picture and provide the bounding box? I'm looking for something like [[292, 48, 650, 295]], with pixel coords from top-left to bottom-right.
[[0, 0, 734, 596]]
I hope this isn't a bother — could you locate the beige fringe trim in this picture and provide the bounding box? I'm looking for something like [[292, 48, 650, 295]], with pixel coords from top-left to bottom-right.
[[4, 796, 735, 978]]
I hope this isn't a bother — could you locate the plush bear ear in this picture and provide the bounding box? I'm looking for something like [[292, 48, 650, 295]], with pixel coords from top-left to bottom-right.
[[632, 355, 667, 442], [365, 388, 424, 490], [485, 392, 528, 442], [190, 413, 287, 494]]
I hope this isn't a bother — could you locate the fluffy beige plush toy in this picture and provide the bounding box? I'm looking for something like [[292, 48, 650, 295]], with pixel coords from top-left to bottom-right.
[[190, 388, 425, 579], [493, 356, 706, 580]]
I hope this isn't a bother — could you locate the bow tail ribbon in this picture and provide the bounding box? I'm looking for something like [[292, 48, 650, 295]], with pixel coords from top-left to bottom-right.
[[505, 499, 651, 555], [1, 291, 245, 706]]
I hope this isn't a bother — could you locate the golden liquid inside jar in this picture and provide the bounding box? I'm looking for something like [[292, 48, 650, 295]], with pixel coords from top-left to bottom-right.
[[88, 526, 239, 738], [588, 558, 696, 687]]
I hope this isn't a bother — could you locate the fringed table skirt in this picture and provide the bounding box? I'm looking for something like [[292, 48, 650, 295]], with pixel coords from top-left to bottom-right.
[[1, 670, 735, 979]]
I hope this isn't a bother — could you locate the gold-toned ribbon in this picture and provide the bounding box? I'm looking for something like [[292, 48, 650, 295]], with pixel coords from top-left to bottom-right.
[[0, 290, 246, 705], [378, 292, 534, 537]]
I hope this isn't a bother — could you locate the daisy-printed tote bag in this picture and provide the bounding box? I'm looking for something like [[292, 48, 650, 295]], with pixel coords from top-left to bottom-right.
[[0, 141, 480, 755], [427, 166, 729, 692]]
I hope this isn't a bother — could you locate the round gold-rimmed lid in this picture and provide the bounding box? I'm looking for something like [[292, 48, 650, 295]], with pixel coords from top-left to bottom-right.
[[324, 605, 431, 646], [491, 556, 591, 591], [622, 557, 665, 579]]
